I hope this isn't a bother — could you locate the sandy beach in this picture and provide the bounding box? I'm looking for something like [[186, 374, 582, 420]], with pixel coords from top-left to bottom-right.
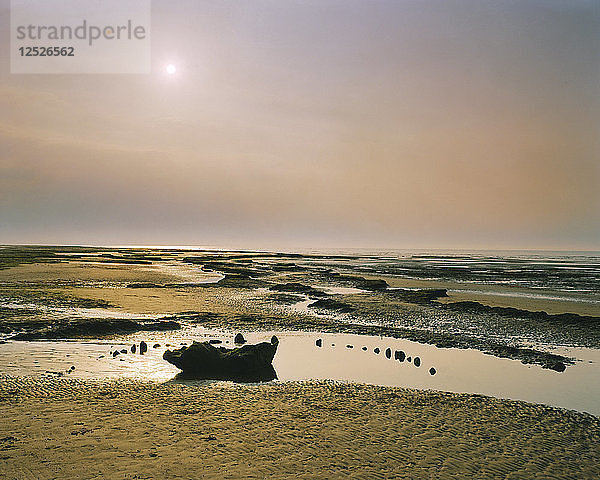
[[1, 376, 599, 479]]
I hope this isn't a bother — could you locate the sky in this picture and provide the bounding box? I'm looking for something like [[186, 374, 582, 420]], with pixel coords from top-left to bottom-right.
[[1, 0, 599, 250]]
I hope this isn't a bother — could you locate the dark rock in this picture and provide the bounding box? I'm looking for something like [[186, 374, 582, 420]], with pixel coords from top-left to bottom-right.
[[163, 340, 278, 382], [112, 351, 120, 357], [131, 344, 136, 353], [374, 348, 380, 354], [444, 300, 600, 330], [268, 293, 306, 305], [308, 298, 354, 313], [357, 278, 388, 291], [407, 356, 411, 363], [269, 283, 327, 297], [324, 273, 388, 291], [385, 348, 391, 359], [140, 341, 148, 355], [346, 345, 353, 349], [549, 361, 566, 372], [214, 274, 268, 289], [209, 339, 222, 344], [120, 349, 127, 354], [385, 288, 448, 304], [429, 367, 436, 375], [395, 350, 406, 362], [127, 282, 162, 288], [143, 321, 181, 332], [234, 333, 246, 344], [316, 338, 322, 347], [271, 336, 279, 346], [414, 357, 421, 367], [153, 343, 160, 348], [184, 259, 268, 279], [9, 318, 181, 341], [362, 346, 367, 351], [70, 366, 75, 370]]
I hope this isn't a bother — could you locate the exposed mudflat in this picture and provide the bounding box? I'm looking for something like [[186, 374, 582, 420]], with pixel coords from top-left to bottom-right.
[[1, 246, 599, 478], [1, 246, 598, 370]]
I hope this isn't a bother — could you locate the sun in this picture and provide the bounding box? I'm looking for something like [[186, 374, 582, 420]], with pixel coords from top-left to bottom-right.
[[165, 64, 176, 75]]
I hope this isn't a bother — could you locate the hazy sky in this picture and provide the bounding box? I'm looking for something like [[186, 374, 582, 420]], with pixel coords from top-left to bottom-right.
[[1, 0, 599, 250]]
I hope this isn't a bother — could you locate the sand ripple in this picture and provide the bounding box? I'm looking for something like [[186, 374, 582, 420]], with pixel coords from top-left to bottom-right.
[[1, 376, 599, 479]]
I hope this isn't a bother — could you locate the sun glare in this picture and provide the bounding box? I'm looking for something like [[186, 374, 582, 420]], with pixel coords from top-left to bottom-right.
[[165, 64, 176, 75]]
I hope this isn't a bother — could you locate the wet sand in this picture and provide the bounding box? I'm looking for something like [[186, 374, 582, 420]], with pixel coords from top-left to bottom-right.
[[1, 376, 599, 479], [2, 247, 600, 478], [2, 250, 598, 370]]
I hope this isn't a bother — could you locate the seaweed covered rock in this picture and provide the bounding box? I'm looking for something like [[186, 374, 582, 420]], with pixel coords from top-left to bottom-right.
[[163, 338, 278, 382], [385, 288, 448, 304], [548, 361, 566, 372], [308, 298, 354, 313], [9, 318, 180, 340], [269, 283, 327, 298]]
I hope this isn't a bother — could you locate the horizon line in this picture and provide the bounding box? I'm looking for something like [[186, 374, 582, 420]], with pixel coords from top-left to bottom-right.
[[2, 243, 599, 254]]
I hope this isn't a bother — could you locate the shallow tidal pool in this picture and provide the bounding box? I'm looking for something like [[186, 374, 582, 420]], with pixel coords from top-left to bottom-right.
[[0, 327, 598, 416]]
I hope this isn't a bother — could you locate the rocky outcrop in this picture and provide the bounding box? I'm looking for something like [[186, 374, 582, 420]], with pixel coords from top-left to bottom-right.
[[322, 273, 388, 291], [163, 338, 278, 382], [395, 350, 406, 362], [9, 319, 180, 340], [549, 361, 566, 372], [308, 298, 354, 313], [384, 288, 449, 304], [269, 283, 327, 298]]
